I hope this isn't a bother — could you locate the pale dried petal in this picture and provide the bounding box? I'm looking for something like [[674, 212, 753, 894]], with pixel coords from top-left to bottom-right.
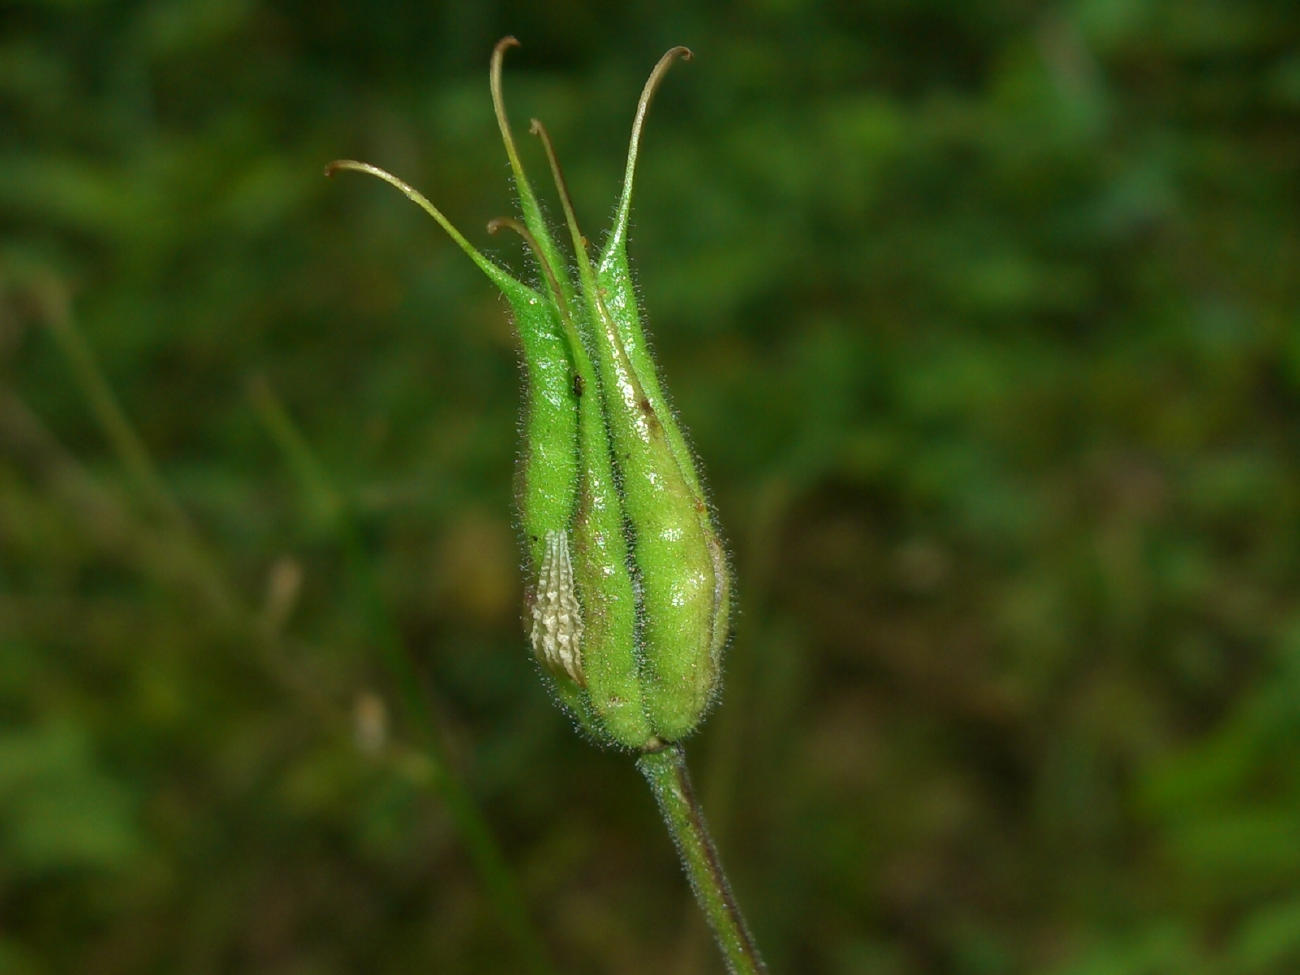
[[529, 530, 585, 685]]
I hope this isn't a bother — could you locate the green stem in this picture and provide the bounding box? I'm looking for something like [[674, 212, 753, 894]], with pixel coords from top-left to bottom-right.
[[636, 743, 768, 974]]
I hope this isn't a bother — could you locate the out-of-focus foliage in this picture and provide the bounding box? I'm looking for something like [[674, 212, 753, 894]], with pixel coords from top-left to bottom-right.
[[3, 0, 1299, 972]]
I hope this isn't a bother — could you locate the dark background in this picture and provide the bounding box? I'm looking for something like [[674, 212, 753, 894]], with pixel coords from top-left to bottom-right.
[[4, 1, 1300, 972]]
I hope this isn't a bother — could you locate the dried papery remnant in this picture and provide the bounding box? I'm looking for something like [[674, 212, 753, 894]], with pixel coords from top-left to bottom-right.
[[529, 531, 584, 685]]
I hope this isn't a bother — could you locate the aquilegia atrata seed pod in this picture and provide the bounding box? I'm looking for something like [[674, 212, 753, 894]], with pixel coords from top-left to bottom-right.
[[328, 37, 731, 749]]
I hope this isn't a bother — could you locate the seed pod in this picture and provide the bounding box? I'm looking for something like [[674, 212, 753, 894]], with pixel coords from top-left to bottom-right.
[[327, 38, 731, 749]]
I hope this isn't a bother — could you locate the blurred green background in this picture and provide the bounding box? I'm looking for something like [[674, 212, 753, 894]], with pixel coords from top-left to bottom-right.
[[4, 0, 1300, 972]]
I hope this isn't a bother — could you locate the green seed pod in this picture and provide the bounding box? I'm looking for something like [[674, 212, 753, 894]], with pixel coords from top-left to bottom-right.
[[327, 38, 731, 749]]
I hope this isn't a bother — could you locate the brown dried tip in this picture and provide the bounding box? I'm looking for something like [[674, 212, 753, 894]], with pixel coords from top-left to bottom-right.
[[322, 159, 519, 288], [529, 117, 593, 272], [491, 36, 530, 191], [609, 45, 694, 251]]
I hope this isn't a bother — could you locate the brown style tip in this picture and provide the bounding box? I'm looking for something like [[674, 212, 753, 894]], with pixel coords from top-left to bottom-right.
[[608, 45, 694, 253]]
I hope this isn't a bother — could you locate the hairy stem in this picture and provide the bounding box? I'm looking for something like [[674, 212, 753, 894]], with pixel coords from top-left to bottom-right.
[[636, 743, 768, 974]]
